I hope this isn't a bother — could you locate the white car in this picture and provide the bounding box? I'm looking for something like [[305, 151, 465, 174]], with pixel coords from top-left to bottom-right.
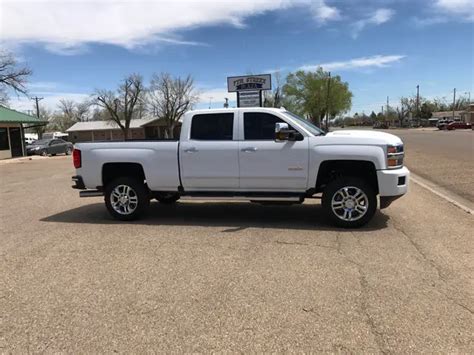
[[72, 107, 409, 228]]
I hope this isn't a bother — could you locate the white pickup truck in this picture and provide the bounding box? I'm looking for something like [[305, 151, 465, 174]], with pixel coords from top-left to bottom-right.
[[72, 107, 409, 228]]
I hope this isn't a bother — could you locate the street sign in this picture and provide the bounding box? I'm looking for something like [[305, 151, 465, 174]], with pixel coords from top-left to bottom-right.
[[227, 74, 271, 92], [238, 91, 261, 108]]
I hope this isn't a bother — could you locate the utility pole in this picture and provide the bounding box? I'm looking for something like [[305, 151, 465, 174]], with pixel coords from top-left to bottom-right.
[[416, 85, 420, 118], [31, 96, 43, 119], [325, 72, 331, 131], [452, 88, 456, 120], [208, 96, 213, 109]]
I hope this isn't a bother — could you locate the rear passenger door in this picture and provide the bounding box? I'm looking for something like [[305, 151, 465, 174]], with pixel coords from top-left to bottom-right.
[[179, 112, 239, 190]]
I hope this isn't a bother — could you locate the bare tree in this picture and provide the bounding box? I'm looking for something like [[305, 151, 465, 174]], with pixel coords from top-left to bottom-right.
[[148, 73, 198, 138], [49, 99, 91, 132], [264, 71, 282, 108], [94, 74, 145, 140], [0, 51, 32, 104]]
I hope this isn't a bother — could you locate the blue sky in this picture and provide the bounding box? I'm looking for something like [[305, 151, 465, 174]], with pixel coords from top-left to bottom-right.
[[2, 0, 473, 115]]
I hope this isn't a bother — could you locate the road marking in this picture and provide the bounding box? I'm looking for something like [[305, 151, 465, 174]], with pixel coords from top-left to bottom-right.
[[410, 173, 473, 215]]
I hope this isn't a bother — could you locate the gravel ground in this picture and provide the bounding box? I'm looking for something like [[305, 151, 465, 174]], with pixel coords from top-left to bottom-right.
[[0, 154, 473, 353]]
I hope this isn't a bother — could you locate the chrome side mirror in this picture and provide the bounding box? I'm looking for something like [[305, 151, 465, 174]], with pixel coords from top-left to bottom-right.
[[275, 122, 290, 140]]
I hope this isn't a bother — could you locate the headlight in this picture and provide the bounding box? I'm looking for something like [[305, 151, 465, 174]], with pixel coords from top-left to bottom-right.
[[387, 144, 404, 169]]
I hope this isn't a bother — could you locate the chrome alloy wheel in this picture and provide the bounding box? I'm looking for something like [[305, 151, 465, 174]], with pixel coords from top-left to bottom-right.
[[331, 186, 369, 222], [110, 184, 139, 215]]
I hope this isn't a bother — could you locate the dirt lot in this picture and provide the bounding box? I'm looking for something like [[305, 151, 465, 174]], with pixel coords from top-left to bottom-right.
[[0, 155, 473, 352]]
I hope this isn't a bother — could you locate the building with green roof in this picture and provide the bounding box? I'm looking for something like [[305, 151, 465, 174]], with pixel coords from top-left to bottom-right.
[[0, 105, 46, 159]]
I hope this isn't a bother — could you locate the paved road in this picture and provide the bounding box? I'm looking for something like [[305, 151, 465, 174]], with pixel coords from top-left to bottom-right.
[[0, 157, 472, 352], [384, 129, 474, 202]]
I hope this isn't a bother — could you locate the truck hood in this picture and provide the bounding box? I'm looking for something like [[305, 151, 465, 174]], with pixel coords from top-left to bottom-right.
[[325, 130, 403, 145]]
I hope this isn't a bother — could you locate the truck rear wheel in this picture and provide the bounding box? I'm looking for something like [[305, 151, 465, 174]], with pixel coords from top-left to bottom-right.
[[322, 177, 376, 228], [105, 177, 149, 221]]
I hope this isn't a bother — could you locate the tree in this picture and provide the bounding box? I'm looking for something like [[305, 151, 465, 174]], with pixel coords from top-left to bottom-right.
[[283, 68, 352, 126], [370, 111, 377, 122], [94, 74, 145, 140], [148, 73, 198, 138], [26, 106, 50, 139], [50, 99, 90, 132], [263, 72, 282, 108], [0, 51, 32, 105]]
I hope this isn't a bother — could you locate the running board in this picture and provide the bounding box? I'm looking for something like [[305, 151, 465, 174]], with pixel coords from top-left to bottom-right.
[[180, 196, 302, 202], [79, 190, 103, 197]]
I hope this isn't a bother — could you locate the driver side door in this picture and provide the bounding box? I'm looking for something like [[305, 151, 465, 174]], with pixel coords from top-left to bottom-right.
[[238, 111, 309, 191]]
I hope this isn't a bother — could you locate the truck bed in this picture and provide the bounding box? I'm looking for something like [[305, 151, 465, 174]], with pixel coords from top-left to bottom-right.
[[74, 141, 181, 191]]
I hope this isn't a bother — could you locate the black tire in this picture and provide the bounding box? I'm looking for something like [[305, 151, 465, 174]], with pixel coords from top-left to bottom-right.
[[155, 192, 180, 204], [65, 147, 72, 155], [105, 177, 150, 221], [40, 150, 48, 157], [321, 176, 377, 228]]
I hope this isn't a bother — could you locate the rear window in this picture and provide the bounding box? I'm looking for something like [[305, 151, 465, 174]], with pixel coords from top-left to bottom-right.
[[190, 113, 234, 140]]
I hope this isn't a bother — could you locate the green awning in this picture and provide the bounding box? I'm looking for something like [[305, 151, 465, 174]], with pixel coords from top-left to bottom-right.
[[0, 105, 47, 124]]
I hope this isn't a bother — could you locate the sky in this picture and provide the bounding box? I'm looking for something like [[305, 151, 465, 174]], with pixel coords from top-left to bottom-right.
[[1, 0, 473, 116]]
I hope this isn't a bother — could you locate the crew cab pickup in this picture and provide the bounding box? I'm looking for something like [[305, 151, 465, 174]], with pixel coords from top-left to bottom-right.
[[72, 108, 409, 228]]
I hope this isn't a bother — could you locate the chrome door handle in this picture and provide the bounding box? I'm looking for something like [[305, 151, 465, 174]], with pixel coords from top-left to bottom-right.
[[184, 147, 198, 153], [241, 147, 258, 152]]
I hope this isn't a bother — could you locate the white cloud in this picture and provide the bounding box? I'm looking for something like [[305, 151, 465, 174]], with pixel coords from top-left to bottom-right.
[[8, 92, 90, 112], [1, 0, 323, 54], [311, 0, 341, 23], [300, 54, 406, 71], [197, 87, 235, 107], [433, 0, 474, 21], [435, 0, 473, 14], [351, 8, 395, 38]]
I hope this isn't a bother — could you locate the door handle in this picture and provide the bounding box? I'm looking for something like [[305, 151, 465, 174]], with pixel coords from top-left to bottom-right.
[[241, 147, 258, 152], [184, 147, 198, 153]]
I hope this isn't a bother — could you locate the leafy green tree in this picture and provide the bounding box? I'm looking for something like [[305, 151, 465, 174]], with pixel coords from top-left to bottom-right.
[[283, 68, 352, 126]]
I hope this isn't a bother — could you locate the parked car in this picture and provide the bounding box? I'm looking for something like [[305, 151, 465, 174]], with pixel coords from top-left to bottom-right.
[[446, 121, 472, 130], [26, 138, 73, 156], [71, 108, 409, 228], [436, 119, 452, 129]]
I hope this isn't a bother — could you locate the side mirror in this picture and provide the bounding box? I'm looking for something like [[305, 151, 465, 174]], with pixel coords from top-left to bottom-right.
[[275, 122, 303, 141]]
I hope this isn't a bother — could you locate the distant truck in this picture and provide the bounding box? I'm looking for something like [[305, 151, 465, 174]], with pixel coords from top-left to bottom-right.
[[71, 108, 409, 228]]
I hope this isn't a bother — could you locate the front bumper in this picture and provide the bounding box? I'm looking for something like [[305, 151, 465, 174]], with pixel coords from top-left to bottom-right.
[[377, 166, 410, 197]]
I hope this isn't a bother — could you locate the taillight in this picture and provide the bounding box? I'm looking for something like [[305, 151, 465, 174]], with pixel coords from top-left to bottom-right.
[[73, 149, 81, 168]]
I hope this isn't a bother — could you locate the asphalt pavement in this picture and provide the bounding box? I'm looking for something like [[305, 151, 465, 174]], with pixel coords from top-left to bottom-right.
[[385, 128, 474, 202], [0, 154, 472, 352]]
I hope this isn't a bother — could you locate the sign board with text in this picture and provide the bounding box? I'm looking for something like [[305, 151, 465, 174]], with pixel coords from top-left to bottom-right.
[[237, 91, 261, 108], [227, 74, 271, 92]]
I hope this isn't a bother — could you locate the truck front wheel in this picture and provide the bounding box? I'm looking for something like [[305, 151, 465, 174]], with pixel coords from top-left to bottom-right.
[[105, 177, 150, 221], [322, 177, 376, 228]]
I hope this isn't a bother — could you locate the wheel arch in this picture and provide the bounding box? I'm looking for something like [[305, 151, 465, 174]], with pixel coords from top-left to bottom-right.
[[102, 162, 147, 188], [315, 160, 379, 194]]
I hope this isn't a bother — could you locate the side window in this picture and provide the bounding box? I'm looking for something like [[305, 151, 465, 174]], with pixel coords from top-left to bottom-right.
[[244, 112, 291, 140], [190, 113, 234, 140]]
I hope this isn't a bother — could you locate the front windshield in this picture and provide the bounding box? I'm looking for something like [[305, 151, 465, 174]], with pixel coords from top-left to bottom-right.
[[284, 111, 325, 136], [31, 139, 50, 145]]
